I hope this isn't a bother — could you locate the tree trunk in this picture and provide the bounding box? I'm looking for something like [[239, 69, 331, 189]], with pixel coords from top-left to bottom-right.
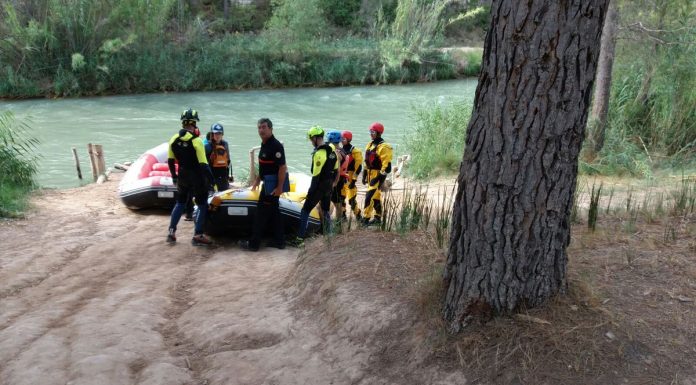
[[587, 0, 619, 156], [224, 0, 229, 20], [443, 0, 609, 332]]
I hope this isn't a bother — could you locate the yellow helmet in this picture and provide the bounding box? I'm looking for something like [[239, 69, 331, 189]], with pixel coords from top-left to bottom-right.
[[307, 125, 324, 140]]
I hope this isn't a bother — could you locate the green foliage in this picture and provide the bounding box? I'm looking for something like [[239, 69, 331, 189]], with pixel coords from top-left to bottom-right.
[[319, 0, 361, 28], [376, 0, 449, 67], [586, 0, 696, 174], [405, 99, 472, 179], [264, 0, 330, 43], [588, 183, 602, 231], [579, 116, 653, 178], [0, 0, 469, 97], [0, 111, 39, 217], [447, 5, 490, 31]]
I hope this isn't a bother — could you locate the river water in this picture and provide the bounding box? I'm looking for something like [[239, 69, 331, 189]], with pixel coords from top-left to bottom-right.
[[3, 79, 476, 188]]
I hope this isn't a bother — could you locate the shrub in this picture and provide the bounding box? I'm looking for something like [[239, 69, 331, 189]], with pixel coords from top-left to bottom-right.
[[0, 111, 39, 217], [404, 99, 472, 179]]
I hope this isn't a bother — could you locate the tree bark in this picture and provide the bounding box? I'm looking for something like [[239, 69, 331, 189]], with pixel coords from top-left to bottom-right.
[[588, 0, 619, 156], [443, 0, 609, 332]]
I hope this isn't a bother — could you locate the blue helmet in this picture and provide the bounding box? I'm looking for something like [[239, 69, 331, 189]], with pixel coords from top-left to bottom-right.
[[211, 123, 224, 134], [326, 130, 342, 144]]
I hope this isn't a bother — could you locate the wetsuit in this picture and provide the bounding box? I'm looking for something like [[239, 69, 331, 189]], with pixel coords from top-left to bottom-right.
[[167, 129, 213, 236], [298, 143, 337, 237], [341, 143, 363, 219], [329, 144, 346, 216], [362, 137, 393, 222]]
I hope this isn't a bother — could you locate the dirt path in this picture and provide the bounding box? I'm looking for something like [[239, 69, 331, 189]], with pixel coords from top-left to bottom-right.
[[0, 176, 392, 385]]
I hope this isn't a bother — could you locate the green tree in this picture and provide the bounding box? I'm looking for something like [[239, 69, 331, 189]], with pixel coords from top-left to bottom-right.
[[264, 0, 330, 43], [376, 0, 449, 67]]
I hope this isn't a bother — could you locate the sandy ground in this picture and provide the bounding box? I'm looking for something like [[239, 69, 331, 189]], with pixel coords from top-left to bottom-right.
[[4, 171, 696, 385], [0, 174, 463, 385]]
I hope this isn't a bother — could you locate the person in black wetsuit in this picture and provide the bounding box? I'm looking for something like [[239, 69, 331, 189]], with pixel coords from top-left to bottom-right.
[[166, 108, 215, 246]]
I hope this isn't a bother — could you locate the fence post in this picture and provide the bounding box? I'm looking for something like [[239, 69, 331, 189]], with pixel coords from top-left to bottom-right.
[[248, 146, 260, 186], [87, 143, 106, 181], [72, 147, 83, 180], [87, 143, 98, 181]]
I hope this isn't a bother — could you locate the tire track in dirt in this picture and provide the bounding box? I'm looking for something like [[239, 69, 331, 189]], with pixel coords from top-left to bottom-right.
[[0, 257, 140, 368], [0, 244, 88, 301], [157, 249, 213, 385]]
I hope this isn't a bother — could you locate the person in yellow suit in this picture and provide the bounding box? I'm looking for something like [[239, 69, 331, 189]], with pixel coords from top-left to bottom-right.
[[361, 122, 393, 226], [340, 130, 363, 221]]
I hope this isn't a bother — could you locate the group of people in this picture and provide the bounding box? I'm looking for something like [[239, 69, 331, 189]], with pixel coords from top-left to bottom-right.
[[165, 108, 392, 249]]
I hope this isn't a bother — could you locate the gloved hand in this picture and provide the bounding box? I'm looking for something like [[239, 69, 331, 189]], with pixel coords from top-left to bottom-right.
[[361, 170, 367, 185], [228, 175, 234, 183]]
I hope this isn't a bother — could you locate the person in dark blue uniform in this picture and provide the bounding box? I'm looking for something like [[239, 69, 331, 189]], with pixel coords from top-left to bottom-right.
[[240, 118, 287, 251]]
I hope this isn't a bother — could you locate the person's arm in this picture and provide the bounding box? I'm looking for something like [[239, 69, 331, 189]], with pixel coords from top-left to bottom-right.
[[379, 143, 393, 175], [167, 136, 178, 184], [307, 150, 326, 194], [353, 148, 363, 181], [272, 164, 287, 196], [224, 142, 233, 182], [194, 138, 215, 188], [370, 143, 393, 186]]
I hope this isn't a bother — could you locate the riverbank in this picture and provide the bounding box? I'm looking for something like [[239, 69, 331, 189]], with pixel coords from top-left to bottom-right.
[[1, 173, 695, 384], [1, 35, 482, 99]]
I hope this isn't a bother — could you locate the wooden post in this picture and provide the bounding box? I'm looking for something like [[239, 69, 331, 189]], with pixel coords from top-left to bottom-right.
[[248, 146, 260, 186], [72, 147, 83, 179], [94, 144, 106, 176], [87, 143, 98, 181]]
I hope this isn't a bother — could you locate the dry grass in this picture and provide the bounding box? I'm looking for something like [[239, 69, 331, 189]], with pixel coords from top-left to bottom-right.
[[286, 211, 696, 384]]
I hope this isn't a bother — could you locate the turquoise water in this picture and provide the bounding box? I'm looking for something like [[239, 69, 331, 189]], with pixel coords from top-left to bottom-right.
[[3, 79, 477, 188]]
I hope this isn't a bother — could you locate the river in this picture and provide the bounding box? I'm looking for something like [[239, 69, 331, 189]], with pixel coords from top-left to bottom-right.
[[3, 79, 476, 188]]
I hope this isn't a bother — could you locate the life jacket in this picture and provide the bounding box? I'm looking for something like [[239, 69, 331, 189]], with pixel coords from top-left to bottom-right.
[[171, 130, 199, 171], [340, 150, 352, 178], [209, 142, 229, 168], [365, 138, 383, 170], [311, 144, 338, 182]]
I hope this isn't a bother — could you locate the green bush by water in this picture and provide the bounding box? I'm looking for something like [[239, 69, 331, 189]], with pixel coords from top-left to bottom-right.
[[0, 35, 468, 98], [0, 111, 39, 217], [404, 99, 472, 180]]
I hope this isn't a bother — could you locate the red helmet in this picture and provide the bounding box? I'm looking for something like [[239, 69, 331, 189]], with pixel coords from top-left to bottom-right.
[[369, 122, 384, 134], [341, 130, 352, 141]]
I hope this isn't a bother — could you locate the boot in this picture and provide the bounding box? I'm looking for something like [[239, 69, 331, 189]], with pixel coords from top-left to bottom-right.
[[191, 234, 212, 246], [368, 217, 381, 226], [166, 228, 176, 243]]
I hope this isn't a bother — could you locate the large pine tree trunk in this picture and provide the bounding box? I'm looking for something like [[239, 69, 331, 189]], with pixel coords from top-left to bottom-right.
[[588, 1, 619, 156], [443, 0, 609, 332]]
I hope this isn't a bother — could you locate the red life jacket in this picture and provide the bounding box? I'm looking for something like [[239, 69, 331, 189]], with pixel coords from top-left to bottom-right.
[[340, 152, 352, 178]]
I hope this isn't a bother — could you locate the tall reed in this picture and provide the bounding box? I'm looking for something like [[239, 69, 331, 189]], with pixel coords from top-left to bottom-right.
[[0, 111, 39, 217], [404, 99, 472, 180]]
